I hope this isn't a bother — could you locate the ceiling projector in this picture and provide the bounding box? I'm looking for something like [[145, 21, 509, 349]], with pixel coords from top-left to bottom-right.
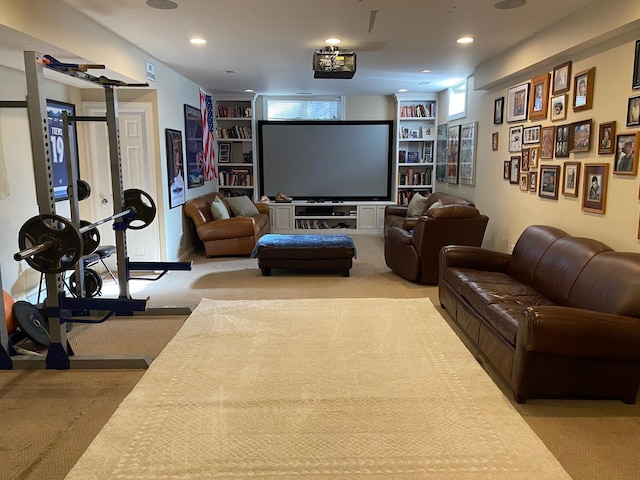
[[313, 46, 356, 79]]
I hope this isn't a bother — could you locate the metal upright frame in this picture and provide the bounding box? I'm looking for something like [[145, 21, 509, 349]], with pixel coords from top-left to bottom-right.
[[0, 51, 191, 371]]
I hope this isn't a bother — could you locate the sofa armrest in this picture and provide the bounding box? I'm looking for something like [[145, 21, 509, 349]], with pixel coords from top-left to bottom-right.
[[196, 216, 258, 241], [518, 306, 640, 360], [387, 226, 414, 246], [255, 203, 269, 215], [385, 205, 408, 218], [440, 245, 511, 273]]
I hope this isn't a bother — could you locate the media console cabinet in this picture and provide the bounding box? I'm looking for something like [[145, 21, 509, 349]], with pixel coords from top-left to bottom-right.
[[268, 201, 393, 234]]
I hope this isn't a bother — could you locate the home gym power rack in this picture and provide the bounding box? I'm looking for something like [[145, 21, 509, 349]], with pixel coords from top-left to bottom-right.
[[0, 51, 192, 371]]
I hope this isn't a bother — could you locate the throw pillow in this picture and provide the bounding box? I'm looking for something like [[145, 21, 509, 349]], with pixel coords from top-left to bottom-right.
[[226, 195, 260, 217], [427, 199, 444, 211], [210, 196, 231, 221], [406, 192, 429, 217]]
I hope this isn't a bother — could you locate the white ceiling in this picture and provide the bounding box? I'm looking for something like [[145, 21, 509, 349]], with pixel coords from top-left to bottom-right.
[[53, 0, 597, 96]]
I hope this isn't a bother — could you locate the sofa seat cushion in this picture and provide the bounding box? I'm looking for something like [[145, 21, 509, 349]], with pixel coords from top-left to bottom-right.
[[444, 268, 555, 345]]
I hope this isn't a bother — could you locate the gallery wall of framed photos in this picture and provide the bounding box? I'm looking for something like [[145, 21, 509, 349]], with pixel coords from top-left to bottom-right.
[[442, 33, 640, 254]]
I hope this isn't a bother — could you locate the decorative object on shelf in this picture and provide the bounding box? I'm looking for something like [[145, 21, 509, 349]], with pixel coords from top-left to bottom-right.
[[570, 119, 592, 153], [492, 132, 499, 151], [165, 128, 185, 209], [633, 40, 640, 90], [613, 132, 639, 175], [508, 125, 523, 152], [436, 123, 448, 182], [529, 73, 550, 120], [562, 161, 581, 197], [626, 95, 640, 127], [598, 121, 616, 154], [582, 163, 609, 214], [538, 165, 560, 200], [275, 191, 293, 203], [550, 94, 567, 121], [184, 104, 204, 188], [528, 171, 537, 192], [522, 125, 540, 145], [46, 99, 79, 202], [552, 61, 571, 95], [446, 125, 460, 184], [218, 142, 231, 163], [573, 67, 596, 112], [540, 126, 555, 159], [506, 82, 529, 122], [459, 122, 477, 185], [493, 97, 504, 124], [554, 124, 570, 158], [509, 156, 520, 184]]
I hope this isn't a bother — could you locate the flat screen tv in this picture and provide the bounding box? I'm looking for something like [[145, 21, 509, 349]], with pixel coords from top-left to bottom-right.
[[258, 120, 393, 202]]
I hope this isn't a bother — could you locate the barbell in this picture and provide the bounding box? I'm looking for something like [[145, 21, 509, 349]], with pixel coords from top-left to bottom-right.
[[14, 188, 156, 274]]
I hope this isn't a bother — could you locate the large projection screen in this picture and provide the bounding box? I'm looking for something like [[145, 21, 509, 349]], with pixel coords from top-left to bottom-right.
[[258, 120, 393, 201]]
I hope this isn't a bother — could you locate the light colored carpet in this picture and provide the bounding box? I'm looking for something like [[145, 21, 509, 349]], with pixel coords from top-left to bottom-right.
[[65, 297, 572, 479]]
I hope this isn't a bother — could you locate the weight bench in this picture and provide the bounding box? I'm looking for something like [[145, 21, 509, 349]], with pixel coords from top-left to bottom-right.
[[250, 234, 356, 277]]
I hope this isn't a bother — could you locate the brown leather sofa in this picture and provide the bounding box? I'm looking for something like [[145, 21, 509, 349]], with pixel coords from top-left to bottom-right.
[[384, 192, 475, 238], [183, 192, 269, 257], [439, 224, 640, 404], [384, 205, 488, 284]]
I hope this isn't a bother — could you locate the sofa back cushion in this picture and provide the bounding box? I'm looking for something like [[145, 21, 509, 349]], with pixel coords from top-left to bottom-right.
[[568, 251, 640, 317], [508, 225, 569, 286], [529, 236, 611, 304]]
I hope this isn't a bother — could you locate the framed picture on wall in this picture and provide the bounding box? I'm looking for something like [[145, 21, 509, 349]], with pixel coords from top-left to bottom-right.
[[633, 40, 640, 90], [552, 61, 571, 95], [436, 123, 448, 182], [539, 165, 560, 200], [613, 132, 639, 175], [582, 163, 609, 214], [529, 171, 537, 192], [570, 119, 592, 153], [166, 128, 185, 209], [523, 125, 541, 145], [183, 104, 204, 189], [540, 126, 555, 159], [503, 160, 511, 180], [573, 67, 596, 111], [459, 122, 477, 185], [218, 142, 231, 163], [46, 99, 80, 201], [562, 161, 581, 197], [597, 121, 616, 154], [446, 124, 460, 184], [494, 97, 504, 124], [529, 73, 550, 120], [509, 125, 523, 152], [492, 132, 499, 151], [519, 173, 528, 191], [550, 94, 567, 121], [529, 146, 540, 169], [554, 124, 571, 158], [506, 82, 529, 122], [626, 95, 640, 127], [509, 156, 520, 184]]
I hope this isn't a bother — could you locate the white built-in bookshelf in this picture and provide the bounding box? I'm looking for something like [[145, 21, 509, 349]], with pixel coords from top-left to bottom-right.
[[394, 94, 437, 206], [215, 95, 256, 200]]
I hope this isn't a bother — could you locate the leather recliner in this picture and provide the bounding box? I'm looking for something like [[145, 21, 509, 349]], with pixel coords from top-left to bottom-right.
[[384, 205, 488, 285]]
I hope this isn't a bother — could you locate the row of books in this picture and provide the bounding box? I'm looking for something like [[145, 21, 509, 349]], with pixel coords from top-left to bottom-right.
[[216, 106, 252, 118], [216, 125, 252, 139], [221, 189, 253, 198], [399, 170, 431, 186], [218, 169, 253, 186], [397, 189, 432, 206], [295, 219, 355, 229], [399, 103, 436, 118]]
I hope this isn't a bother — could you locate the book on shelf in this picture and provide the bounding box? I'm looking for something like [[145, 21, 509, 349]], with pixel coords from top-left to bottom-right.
[[216, 105, 252, 118], [407, 151, 419, 163], [216, 124, 252, 139], [399, 102, 436, 118], [398, 150, 406, 163]]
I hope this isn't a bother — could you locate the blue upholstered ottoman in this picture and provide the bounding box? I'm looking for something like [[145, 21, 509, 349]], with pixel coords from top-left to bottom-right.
[[251, 234, 356, 277]]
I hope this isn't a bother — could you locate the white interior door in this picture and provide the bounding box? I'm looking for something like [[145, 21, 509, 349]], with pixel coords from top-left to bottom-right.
[[82, 102, 160, 264]]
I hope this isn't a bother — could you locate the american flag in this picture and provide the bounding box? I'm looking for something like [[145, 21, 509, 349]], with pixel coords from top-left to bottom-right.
[[200, 88, 217, 180]]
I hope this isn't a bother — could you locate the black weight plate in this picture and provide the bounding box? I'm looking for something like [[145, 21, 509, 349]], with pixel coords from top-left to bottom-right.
[[13, 300, 50, 347], [80, 220, 100, 255], [76, 179, 91, 201], [18, 214, 84, 274], [124, 188, 156, 230], [69, 268, 102, 298]]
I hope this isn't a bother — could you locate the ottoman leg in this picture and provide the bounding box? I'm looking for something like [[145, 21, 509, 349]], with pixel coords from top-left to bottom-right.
[[342, 269, 350, 277], [261, 268, 271, 276]]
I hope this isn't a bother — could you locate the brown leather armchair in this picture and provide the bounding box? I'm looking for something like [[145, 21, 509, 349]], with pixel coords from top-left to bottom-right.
[[384, 205, 488, 284], [183, 192, 270, 257]]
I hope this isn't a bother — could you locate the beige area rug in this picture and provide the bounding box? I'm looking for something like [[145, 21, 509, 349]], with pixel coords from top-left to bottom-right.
[[65, 297, 572, 480]]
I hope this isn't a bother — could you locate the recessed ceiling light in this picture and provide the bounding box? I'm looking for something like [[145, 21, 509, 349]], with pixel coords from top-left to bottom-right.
[[190, 38, 206, 45], [325, 38, 341, 45], [244, 89, 254, 93], [146, 0, 178, 10], [398, 88, 408, 93], [457, 37, 474, 44], [420, 69, 432, 73], [494, 0, 526, 9]]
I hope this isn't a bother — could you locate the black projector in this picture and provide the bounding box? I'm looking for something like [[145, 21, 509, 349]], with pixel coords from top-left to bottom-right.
[[313, 49, 356, 79]]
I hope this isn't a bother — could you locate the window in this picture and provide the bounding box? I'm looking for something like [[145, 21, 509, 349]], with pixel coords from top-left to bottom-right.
[[447, 79, 467, 121], [265, 97, 343, 120]]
